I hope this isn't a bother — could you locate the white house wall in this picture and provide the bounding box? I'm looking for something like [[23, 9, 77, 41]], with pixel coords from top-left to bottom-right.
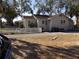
[[37, 18, 48, 31], [23, 18, 28, 28], [49, 15, 73, 31]]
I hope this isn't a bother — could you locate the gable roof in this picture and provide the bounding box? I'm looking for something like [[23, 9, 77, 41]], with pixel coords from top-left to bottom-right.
[[23, 14, 49, 18], [23, 15, 49, 20], [48, 14, 68, 19], [48, 13, 73, 22]]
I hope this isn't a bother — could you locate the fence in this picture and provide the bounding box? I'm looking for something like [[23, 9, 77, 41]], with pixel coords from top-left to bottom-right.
[[0, 28, 42, 34]]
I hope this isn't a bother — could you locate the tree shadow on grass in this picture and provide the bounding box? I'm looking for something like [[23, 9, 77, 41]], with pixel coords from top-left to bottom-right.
[[10, 38, 79, 59], [47, 46, 79, 59]]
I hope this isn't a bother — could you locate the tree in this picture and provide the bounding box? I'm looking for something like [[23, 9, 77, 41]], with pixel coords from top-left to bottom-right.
[[0, 19, 2, 28], [66, 0, 79, 28], [14, 0, 33, 15], [0, 0, 32, 27], [0, 0, 17, 26], [35, 0, 66, 15], [35, 0, 53, 15]]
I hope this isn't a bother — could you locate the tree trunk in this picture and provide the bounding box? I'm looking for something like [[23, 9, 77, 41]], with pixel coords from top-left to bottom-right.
[[0, 19, 2, 28], [76, 16, 79, 29]]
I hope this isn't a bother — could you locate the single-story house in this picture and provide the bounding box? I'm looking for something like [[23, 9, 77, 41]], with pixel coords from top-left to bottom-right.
[[48, 14, 74, 31], [23, 14, 74, 32]]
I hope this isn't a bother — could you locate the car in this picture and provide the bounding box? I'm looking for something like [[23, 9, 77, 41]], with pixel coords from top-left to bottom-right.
[[0, 34, 11, 59]]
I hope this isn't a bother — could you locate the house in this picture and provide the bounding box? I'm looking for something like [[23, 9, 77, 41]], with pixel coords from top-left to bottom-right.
[[23, 15, 49, 32], [48, 14, 74, 31], [23, 14, 74, 32]]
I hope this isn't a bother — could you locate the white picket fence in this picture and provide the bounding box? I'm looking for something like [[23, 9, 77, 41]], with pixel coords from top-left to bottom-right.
[[16, 28, 42, 33], [0, 28, 42, 34]]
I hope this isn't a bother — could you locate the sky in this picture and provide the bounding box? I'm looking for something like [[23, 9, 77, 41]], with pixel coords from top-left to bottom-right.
[[8, 0, 14, 6]]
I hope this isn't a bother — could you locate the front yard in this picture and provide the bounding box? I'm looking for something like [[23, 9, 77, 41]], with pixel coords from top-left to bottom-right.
[[6, 33, 79, 59]]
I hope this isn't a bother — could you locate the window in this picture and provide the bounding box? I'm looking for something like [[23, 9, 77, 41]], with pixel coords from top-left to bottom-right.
[[42, 20, 47, 25], [42, 20, 44, 24], [61, 20, 65, 24]]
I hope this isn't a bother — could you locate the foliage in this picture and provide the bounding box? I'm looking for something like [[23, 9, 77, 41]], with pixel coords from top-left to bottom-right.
[[14, 21, 24, 28], [35, 0, 52, 15], [0, 0, 32, 26], [35, 0, 67, 15], [14, 0, 32, 15]]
